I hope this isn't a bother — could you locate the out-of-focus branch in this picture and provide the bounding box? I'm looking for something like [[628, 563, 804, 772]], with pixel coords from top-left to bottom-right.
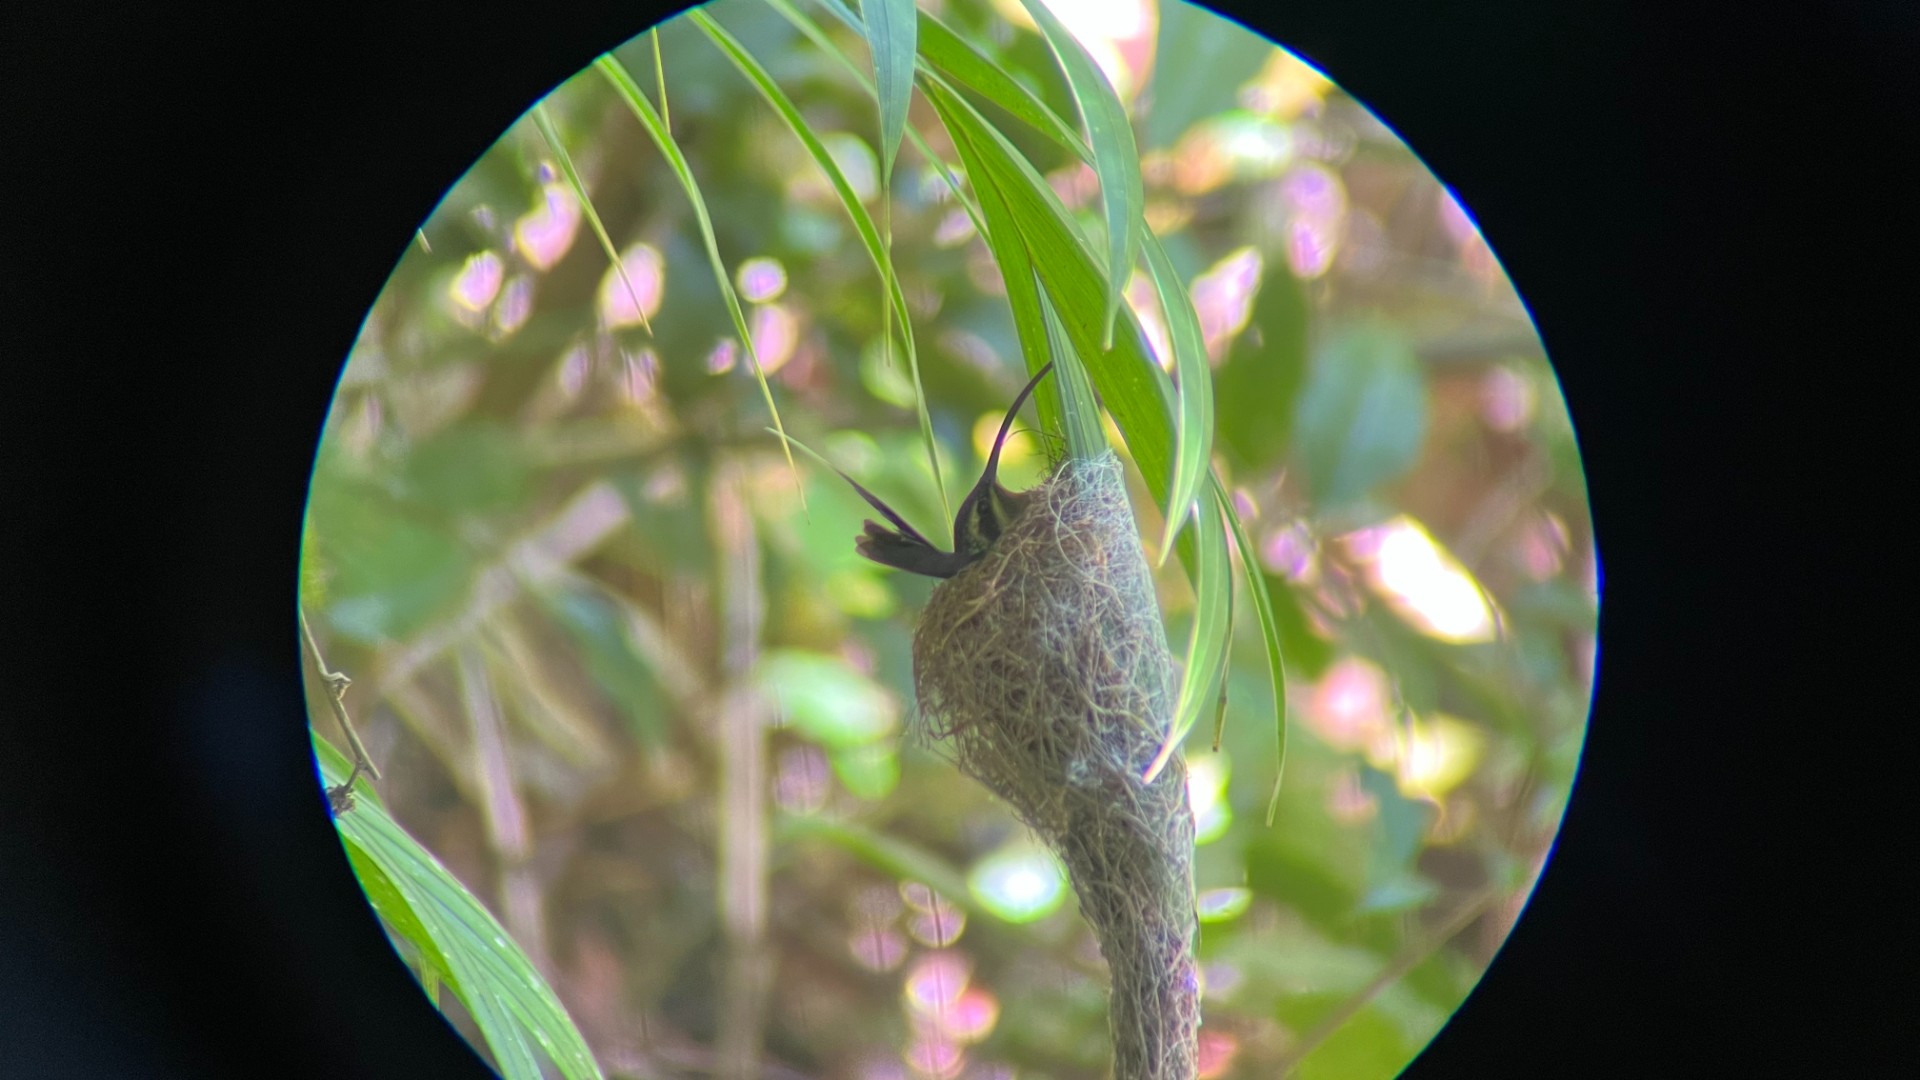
[[710, 455, 772, 1080], [456, 645, 550, 977]]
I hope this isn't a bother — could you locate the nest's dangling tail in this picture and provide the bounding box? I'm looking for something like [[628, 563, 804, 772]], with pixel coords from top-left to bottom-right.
[[912, 451, 1199, 1080]]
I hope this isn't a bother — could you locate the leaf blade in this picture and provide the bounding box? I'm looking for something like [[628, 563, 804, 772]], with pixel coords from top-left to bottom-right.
[[1144, 486, 1232, 784], [317, 738, 603, 1080], [1014, 0, 1143, 348], [686, 8, 949, 526], [593, 53, 804, 508], [1142, 231, 1214, 563], [531, 103, 652, 337], [1212, 476, 1290, 825], [864, 0, 918, 185]]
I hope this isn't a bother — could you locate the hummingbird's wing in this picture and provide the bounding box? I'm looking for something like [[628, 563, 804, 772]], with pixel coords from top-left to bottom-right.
[[833, 468, 938, 550], [769, 427, 941, 550], [821, 457, 972, 577]]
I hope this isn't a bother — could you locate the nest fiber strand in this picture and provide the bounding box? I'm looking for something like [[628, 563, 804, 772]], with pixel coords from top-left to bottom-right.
[[913, 452, 1199, 1080]]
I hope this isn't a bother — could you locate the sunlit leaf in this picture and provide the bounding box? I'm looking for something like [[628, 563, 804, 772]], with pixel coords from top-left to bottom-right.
[[1142, 230, 1214, 561], [1216, 475, 1290, 824], [316, 737, 602, 1080], [1014, 0, 1143, 349], [863, 0, 918, 184], [1144, 491, 1230, 784], [341, 836, 459, 994]]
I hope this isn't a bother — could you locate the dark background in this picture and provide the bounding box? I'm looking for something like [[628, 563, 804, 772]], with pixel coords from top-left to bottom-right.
[[3, 1, 1909, 1076]]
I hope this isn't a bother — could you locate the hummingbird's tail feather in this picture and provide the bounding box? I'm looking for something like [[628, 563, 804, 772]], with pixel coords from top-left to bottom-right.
[[857, 520, 969, 578]]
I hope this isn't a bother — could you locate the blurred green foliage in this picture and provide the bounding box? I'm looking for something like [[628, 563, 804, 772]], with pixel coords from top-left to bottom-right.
[[302, 2, 1596, 1078]]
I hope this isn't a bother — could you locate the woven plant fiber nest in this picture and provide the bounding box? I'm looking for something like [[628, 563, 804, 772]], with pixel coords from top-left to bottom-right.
[[912, 450, 1198, 1080]]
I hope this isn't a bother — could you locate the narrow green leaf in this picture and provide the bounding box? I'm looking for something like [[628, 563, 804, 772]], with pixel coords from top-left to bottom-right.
[[1142, 229, 1214, 564], [1013, 0, 1143, 349], [317, 743, 603, 1080], [924, 75, 1177, 520], [763, 0, 991, 242], [918, 38, 1267, 813], [651, 26, 669, 132], [531, 103, 652, 337], [863, 0, 918, 185], [1036, 279, 1103, 461], [810, 0, 1208, 568], [815, 0, 1087, 165], [342, 835, 457, 997], [925, 78, 1062, 440], [688, 8, 949, 529], [1143, 490, 1231, 784], [593, 53, 804, 508], [1212, 475, 1289, 825]]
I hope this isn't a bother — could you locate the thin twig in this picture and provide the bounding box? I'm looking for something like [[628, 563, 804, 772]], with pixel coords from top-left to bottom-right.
[[299, 604, 381, 812]]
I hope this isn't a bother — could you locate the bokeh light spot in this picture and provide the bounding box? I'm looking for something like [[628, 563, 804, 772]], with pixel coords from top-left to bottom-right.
[[1196, 886, 1252, 923], [596, 242, 664, 329], [1191, 247, 1262, 360], [967, 843, 1067, 923], [849, 925, 908, 973], [749, 302, 800, 375], [904, 951, 972, 1015], [1197, 1029, 1241, 1078], [513, 182, 582, 271], [449, 250, 503, 313], [1346, 516, 1499, 643], [1393, 713, 1487, 801], [736, 256, 788, 302], [1186, 753, 1233, 844]]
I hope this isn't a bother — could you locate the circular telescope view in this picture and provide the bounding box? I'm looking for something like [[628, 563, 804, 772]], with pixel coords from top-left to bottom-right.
[[300, 2, 1599, 1077]]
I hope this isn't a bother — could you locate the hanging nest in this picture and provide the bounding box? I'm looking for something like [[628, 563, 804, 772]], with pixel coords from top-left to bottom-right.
[[912, 451, 1198, 1080]]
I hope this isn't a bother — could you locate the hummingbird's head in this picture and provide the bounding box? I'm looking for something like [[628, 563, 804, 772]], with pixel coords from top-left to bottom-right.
[[839, 362, 1055, 579]]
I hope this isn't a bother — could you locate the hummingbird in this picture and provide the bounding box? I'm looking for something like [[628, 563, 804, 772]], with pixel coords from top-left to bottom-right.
[[835, 361, 1055, 579]]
